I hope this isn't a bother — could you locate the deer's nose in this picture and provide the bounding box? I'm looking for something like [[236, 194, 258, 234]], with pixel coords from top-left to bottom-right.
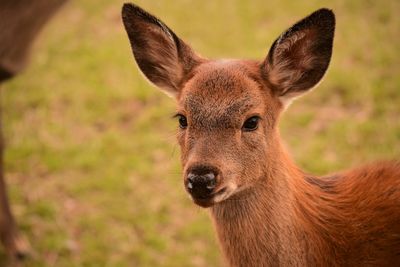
[[186, 168, 217, 199]]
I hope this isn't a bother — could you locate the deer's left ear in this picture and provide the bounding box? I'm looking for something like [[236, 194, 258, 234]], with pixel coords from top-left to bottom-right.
[[261, 8, 335, 106]]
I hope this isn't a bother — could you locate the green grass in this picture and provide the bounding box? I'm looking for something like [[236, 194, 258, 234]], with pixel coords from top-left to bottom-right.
[[2, 0, 399, 266]]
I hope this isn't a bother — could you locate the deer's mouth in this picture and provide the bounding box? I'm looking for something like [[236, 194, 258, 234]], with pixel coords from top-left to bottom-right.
[[190, 187, 224, 207], [192, 186, 236, 208]]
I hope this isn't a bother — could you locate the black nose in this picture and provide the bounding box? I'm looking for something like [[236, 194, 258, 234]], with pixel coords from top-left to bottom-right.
[[186, 168, 217, 199]]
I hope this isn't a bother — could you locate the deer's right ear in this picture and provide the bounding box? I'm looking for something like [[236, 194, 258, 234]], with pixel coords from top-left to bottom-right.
[[122, 3, 202, 98]]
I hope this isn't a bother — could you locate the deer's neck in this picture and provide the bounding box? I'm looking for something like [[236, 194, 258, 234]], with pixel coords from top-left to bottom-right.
[[210, 147, 338, 267]]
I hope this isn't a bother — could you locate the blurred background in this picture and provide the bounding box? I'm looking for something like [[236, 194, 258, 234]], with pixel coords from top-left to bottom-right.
[[2, 0, 399, 266]]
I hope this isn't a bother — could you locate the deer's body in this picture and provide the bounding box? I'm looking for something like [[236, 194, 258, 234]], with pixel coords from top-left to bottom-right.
[[122, 4, 400, 266], [212, 159, 400, 266]]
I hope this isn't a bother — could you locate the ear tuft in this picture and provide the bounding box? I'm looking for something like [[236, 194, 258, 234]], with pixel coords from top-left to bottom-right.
[[262, 8, 335, 106]]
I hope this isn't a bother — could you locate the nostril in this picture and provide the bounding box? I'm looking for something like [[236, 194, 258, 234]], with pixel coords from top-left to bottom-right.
[[204, 173, 215, 181], [187, 173, 196, 190], [205, 173, 216, 189], [187, 181, 193, 189], [187, 173, 196, 183]]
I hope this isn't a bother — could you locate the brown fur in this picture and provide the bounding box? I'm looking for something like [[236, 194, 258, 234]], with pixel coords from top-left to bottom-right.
[[122, 4, 400, 266], [0, 0, 67, 258]]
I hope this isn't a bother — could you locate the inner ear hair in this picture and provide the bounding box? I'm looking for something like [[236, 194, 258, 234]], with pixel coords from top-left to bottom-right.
[[122, 3, 203, 97], [262, 8, 335, 105]]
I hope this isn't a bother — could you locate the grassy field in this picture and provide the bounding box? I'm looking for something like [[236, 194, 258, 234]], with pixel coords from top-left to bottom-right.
[[2, 0, 399, 266]]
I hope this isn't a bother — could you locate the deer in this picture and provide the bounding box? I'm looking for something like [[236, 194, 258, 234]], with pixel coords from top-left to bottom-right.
[[0, 0, 67, 258], [121, 3, 400, 266]]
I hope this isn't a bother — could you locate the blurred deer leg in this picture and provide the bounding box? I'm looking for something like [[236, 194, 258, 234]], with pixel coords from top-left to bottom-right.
[[0, 0, 67, 258], [0, 83, 29, 259]]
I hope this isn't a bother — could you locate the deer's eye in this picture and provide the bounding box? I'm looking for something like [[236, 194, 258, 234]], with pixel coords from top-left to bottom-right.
[[242, 116, 260, 131], [177, 114, 188, 129]]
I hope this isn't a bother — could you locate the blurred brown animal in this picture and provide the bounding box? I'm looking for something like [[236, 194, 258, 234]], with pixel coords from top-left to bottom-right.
[[122, 3, 400, 266], [0, 0, 67, 258]]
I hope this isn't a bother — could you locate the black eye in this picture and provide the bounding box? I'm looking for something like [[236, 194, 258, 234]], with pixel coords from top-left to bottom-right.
[[242, 116, 260, 131], [177, 114, 188, 129]]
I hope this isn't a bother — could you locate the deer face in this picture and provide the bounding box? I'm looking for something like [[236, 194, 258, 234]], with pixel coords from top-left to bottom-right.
[[122, 4, 335, 207], [175, 61, 280, 207]]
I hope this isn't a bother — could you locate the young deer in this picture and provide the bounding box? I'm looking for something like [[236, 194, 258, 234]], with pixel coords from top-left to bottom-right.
[[122, 4, 400, 266]]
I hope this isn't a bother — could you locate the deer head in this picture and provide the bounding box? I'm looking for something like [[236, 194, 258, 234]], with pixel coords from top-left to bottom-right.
[[122, 3, 335, 207]]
